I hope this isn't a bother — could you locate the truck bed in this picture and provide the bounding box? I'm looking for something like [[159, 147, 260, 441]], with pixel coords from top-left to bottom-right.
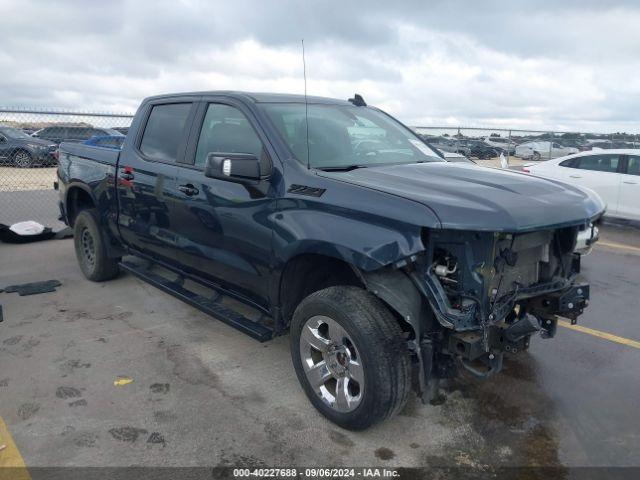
[[59, 142, 120, 166]]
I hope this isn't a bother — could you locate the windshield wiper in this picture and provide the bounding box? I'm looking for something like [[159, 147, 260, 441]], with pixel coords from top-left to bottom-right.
[[317, 164, 367, 172]]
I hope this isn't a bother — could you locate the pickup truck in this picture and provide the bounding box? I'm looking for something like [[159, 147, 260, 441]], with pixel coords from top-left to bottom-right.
[[57, 91, 604, 430]]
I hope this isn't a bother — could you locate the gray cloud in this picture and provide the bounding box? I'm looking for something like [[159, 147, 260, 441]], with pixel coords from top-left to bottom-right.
[[1, 0, 639, 131]]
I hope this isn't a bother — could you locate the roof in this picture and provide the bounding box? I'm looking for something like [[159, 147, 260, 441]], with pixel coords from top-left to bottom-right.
[[144, 91, 353, 105], [570, 148, 640, 155]]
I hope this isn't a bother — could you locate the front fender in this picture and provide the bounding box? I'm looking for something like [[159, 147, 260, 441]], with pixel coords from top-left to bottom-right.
[[272, 208, 425, 271]]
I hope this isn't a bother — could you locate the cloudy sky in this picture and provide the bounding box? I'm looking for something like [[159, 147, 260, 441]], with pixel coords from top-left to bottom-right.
[[1, 0, 639, 132]]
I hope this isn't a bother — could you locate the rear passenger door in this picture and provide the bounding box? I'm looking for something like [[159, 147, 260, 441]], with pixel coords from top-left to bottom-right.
[[563, 154, 622, 215], [170, 99, 277, 308], [618, 155, 640, 220], [116, 99, 198, 267]]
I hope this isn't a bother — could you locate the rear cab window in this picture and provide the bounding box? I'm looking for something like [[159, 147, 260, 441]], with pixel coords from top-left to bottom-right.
[[139, 103, 193, 162]]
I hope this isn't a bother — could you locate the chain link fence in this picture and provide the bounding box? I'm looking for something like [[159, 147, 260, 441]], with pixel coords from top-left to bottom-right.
[[0, 108, 133, 228], [413, 126, 640, 168]]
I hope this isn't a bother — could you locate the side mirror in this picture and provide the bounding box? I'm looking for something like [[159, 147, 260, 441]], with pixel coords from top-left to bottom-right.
[[204, 152, 261, 183]]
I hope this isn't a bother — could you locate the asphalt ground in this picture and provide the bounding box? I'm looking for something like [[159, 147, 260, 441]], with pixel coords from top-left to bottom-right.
[[0, 224, 639, 478]]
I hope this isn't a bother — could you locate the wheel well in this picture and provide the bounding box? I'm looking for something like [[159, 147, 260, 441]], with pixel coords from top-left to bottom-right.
[[66, 187, 95, 226], [279, 254, 364, 326]]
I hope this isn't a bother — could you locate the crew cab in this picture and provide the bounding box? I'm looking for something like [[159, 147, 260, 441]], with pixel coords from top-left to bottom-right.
[[57, 91, 604, 430]]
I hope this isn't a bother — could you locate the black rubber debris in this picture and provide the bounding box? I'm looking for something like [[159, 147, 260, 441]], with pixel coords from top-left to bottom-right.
[[3, 280, 62, 296]]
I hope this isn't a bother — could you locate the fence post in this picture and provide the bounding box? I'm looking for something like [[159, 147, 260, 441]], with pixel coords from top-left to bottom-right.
[[548, 132, 553, 160]]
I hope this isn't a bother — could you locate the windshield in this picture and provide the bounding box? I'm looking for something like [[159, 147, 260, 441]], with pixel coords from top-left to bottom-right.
[[261, 103, 443, 169], [0, 126, 32, 140]]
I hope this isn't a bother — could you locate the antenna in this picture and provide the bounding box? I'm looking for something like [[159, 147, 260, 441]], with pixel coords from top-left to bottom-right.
[[302, 39, 311, 169]]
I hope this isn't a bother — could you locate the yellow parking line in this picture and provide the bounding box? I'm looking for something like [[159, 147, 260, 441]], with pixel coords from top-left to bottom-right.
[[557, 319, 640, 349], [596, 241, 640, 255], [0, 416, 30, 480]]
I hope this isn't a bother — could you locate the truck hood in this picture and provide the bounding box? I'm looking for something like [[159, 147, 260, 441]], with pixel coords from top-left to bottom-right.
[[319, 162, 605, 232]]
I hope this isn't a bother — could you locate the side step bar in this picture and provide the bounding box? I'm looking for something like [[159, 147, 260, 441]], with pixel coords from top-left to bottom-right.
[[120, 260, 273, 342]]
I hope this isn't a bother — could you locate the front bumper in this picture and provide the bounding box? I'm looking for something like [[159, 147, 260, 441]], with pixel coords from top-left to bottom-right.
[[445, 282, 590, 377]]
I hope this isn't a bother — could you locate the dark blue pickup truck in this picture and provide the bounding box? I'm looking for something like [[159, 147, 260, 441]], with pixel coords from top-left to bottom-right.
[[57, 91, 603, 430]]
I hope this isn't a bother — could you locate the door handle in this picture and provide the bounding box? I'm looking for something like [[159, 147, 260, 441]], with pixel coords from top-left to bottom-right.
[[623, 181, 638, 185], [569, 175, 582, 178], [178, 184, 199, 196]]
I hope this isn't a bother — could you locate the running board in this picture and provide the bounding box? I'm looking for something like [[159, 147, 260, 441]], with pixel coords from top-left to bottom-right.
[[119, 260, 273, 342]]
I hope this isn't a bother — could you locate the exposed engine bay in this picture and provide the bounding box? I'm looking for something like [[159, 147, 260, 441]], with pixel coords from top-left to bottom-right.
[[367, 223, 596, 402]]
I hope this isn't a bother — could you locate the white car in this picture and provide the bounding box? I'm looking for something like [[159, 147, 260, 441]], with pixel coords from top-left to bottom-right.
[[515, 141, 578, 160], [523, 149, 640, 221]]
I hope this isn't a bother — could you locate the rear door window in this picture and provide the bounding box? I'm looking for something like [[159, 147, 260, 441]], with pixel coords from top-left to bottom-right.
[[575, 154, 620, 173], [140, 103, 193, 162]]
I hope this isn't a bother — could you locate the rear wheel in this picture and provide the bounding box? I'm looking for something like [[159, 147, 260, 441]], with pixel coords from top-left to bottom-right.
[[13, 150, 34, 168], [290, 286, 411, 430], [73, 209, 120, 281]]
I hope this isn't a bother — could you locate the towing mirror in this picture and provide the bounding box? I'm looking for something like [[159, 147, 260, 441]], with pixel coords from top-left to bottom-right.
[[204, 152, 261, 183]]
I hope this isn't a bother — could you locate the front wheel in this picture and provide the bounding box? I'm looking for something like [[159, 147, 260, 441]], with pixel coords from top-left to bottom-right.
[[13, 150, 34, 168], [73, 209, 120, 282], [532, 151, 542, 161], [290, 286, 411, 430]]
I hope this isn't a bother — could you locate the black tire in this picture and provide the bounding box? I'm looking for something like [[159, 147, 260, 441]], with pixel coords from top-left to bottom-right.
[[73, 209, 120, 282], [290, 286, 411, 430], [532, 151, 542, 161], [13, 150, 34, 168]]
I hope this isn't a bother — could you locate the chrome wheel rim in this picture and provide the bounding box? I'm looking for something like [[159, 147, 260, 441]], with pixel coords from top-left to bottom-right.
[[15, 152, 31, 167], [300, 315, 364, 413], [80, 228, 96, 268]]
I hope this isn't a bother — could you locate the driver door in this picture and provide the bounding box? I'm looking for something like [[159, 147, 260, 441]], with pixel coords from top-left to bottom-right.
[[169, 100, 277, 308]]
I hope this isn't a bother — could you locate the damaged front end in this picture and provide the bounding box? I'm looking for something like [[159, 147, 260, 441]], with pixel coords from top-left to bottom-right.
[[379, 224, 595, 402]]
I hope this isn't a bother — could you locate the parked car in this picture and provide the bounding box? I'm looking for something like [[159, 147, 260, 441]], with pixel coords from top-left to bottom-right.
[[462, 139, 502, 159], [439, 150, 476, 164], [112, 127, 129, 135], [84, 135, 125, 150], [423, 136, 471, 156], [556, 139, 589, 151], [58, 91, 602, 430], [523, 149, 640, 221], [0, 125, 57, 167], [483, 136, 516, 154], [515, 141, 578, 160], [589, 140, 636, 150], [32, 126, 124, 145]]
